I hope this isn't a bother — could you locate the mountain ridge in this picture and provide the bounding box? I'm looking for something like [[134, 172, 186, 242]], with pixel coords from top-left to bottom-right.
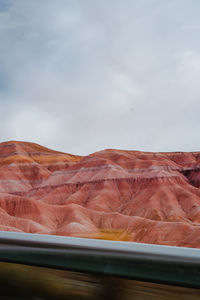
[[0, 141, 200, 248]]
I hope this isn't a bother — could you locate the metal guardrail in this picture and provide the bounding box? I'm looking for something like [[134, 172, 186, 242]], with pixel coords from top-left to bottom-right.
[[0, 231, 200, 288]]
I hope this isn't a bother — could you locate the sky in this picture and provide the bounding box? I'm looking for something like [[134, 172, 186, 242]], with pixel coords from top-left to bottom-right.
[[0, 0, 200, 155]]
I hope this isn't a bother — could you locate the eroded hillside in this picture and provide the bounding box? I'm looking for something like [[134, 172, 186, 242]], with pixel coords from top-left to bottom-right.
[[1, 141, 200, 248]]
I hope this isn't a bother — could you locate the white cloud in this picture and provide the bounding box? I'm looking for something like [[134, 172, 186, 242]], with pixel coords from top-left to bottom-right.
[[0, 0, 200, 154]]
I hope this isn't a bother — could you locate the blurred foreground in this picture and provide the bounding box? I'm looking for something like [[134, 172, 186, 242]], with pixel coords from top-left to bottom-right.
[[0, 262, 199, 300]]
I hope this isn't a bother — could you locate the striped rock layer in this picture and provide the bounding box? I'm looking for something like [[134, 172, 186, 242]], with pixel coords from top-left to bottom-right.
[[1, 141, 200, 248]]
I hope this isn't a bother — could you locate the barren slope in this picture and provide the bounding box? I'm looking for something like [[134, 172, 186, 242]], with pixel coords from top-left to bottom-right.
[[1, 141, 200, 248]]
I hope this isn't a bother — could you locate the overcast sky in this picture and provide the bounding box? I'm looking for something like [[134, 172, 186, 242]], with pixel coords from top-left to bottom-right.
[[0, 0, 200, 155]]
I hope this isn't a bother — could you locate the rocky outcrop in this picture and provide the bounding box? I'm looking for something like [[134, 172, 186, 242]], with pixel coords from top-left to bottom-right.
[[1, 141, 200, 248]]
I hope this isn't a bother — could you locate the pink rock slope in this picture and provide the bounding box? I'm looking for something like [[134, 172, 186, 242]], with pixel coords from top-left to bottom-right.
[[1, 141, 200, 248]]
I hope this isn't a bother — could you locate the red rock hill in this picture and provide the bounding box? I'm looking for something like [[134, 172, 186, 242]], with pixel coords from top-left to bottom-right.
[[1, 141, 200, 248]]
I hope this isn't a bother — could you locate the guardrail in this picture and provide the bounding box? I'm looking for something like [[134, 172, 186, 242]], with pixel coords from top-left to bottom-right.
[[0, 231, 200, 288]]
